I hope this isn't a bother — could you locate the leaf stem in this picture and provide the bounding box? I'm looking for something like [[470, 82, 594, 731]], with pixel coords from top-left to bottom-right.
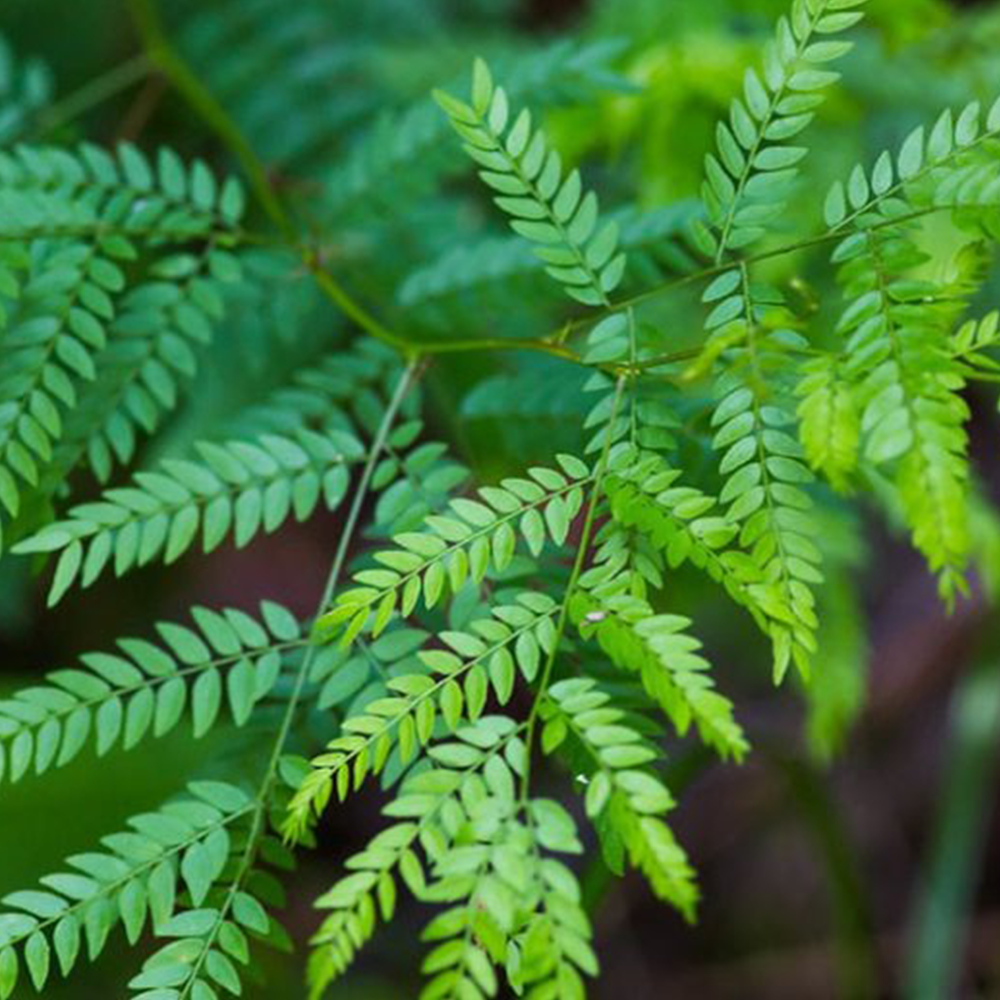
[[518, 377, 627, 804], [124, 0, 420, 358], [547, 205, 947, 349], [126, 0, 289, 237], [28, 54, 152, 139], [174, 360, 420, 998]]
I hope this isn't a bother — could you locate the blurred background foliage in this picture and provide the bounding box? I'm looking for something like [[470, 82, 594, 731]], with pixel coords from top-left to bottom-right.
[[3, 0, 1000, 996]]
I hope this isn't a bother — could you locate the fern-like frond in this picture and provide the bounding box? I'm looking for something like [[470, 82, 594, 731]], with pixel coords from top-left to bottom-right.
[[822, 96, 1000, 233], [320, 455, 588, 645], [0, 241, 127, 543], [0, 780, 252, 998], [329, 38, 628, 223], [15, 428, 363, 604], [418, 782, 586, 1000], [436, 59, 626, 306], [804, 99, 1000, 596], [306, 715, 527, 995], [506, 856, 595, 1000], [569, 580, 749, 760], [4, 3, 995, 996], [0, 144, 246, 551], [702, 267, 822, 681], [0, 143, 244, 242], [950, 310, 1000, 375], [829, 204, 972, 600], [700, 0, 867, 261], [0, 601, 303, 783], [287, 593, 558, 839], [604, 452, 807, 670], [73, 245, 245, 484], [128, 869, 278, 999], [545, 678, 699, 921]]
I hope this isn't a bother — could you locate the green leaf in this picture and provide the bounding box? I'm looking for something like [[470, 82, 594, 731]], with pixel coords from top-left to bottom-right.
[[989, 95, 1000, 132], [0, 947, 16, 999], [471, 59, 493, 116], [824, 181, 846, 227], [192, 668, 222, 737], [120, 879, 147, 943], [898, 125, 924, 179], [232, 892, 268, 934], [226, 659, 256, 726], [24, 931, 49, 990], [206, 948, 241, 993], [53, 916, 80, 975], [48, 541, 83, 606], [159, 909, 219, 938], [181, 842, 217, 906]]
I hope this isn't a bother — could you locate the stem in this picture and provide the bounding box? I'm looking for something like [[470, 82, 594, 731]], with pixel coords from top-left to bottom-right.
[[518, 377, 627, 803], [175, 361, 419, 999], [126, 0, 289, 237], [124, 0, 417, 357], [29, 54, 152, 139], [305, 263, 422, 356], [406, 203, 959, 363], [553, 206, 946, 348], [403, 332, 579, 361]]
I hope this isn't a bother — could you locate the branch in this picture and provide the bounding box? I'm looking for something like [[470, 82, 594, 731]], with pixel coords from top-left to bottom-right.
[[173, 361, 421, 998]]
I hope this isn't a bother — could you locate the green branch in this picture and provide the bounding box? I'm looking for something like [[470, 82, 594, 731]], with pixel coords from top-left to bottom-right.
[[172, 361, 420, 998], [518, 377, 627, 803]]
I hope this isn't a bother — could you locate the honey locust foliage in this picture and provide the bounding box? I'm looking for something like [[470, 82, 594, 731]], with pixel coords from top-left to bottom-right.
[[1, 0, 999, 997]]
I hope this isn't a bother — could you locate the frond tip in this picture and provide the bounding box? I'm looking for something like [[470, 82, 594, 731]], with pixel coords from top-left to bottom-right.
[[435, 59, 626, 306], [701, 0, 868, 260]]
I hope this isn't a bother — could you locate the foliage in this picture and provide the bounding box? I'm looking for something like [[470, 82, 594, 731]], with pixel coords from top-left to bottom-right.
[[1, 0, 999, 997]]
